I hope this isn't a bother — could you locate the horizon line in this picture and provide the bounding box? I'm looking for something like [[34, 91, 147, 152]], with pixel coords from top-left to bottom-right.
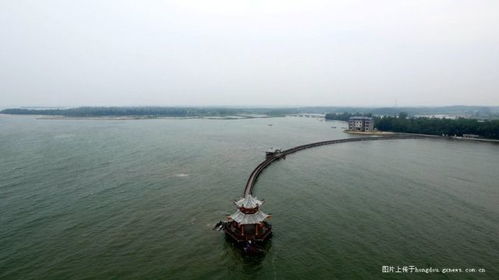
[[2, 104, 499, 109]]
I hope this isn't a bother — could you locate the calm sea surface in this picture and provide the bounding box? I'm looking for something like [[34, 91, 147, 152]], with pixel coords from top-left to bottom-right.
[[1, 115, 498, 280]]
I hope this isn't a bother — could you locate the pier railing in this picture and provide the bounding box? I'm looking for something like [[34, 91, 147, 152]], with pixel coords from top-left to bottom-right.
[[243, 134, 433, 196]]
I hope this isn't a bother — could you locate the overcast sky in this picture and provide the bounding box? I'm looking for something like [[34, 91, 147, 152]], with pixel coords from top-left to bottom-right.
[[1, 0, 498, 107]]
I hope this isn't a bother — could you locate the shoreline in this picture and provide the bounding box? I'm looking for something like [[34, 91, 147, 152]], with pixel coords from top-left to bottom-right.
[[0, 113, 277, 121], [344, 130, 395, 135], [344, 129, 499, 143], [393, 132, 499, 143], [3, 113, 498, 143]]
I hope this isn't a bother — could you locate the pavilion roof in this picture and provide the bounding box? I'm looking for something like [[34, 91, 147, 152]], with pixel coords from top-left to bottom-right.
[[228, 209, 269, 225], [234, 195, 264, 208]]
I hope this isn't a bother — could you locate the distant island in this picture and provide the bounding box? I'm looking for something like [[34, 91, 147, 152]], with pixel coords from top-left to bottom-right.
[[0, 107, 294, 118], [2, 105, 499, 119], [2, 106, 499, 139], [326, 112, 499, 140]]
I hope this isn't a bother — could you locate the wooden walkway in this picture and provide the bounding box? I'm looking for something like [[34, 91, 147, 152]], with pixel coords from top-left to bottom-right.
[[243, 134, 434, 196]]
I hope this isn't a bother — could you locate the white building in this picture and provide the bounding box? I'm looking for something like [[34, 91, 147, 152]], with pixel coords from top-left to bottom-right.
[[348, 116, 374, 132]]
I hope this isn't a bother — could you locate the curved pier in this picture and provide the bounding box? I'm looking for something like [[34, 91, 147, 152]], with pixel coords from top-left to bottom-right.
[[244, 134, 433, 196]]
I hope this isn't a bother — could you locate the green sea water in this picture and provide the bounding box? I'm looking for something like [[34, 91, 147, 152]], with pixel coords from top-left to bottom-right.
[[1, 115, 498, 279]]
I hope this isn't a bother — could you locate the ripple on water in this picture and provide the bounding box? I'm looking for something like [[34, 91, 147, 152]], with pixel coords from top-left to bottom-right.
[[0, 117, 498, 279]]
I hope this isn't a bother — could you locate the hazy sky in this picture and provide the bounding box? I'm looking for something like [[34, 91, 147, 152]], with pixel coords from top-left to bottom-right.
[[1, 0, 498, 107]]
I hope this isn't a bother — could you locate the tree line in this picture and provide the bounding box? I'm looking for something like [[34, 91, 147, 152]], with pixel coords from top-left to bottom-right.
[[374, 115, 499, 139], [325, 112, 372, 121], [327, 112, 499, 139], [0, 107, 297, 117]]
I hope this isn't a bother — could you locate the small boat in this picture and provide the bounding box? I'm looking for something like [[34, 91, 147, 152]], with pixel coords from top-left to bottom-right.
[[213, 221, 226, 231], [331, 126, 336, 128]]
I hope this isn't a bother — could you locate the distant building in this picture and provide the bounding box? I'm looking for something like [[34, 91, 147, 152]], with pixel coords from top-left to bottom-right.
[[348, 116, 374, 132]]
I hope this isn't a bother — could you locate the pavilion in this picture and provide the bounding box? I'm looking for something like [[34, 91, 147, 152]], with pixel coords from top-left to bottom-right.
[[224, 194, 272, 243]]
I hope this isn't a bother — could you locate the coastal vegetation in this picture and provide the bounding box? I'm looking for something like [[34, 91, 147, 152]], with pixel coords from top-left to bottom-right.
[[325, 112, 371, 121], [327, 111, 499, 139], [324, 106, 499, 119], [374, 115, 499, 139], [0, 107, 296, 118], [2, 107, 499, 139], [3, 106, 499, 119]]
